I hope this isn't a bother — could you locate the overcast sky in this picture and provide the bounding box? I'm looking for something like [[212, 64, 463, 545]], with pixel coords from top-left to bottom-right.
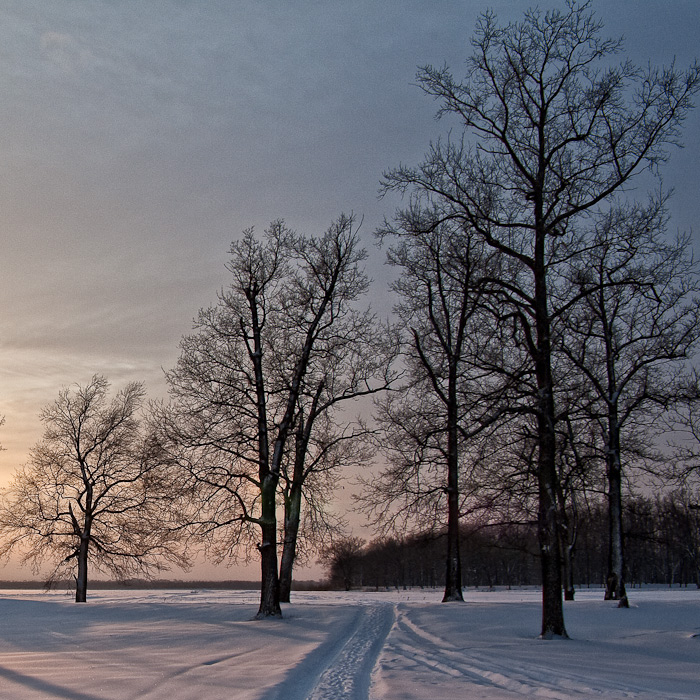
[[0, 1, 698, 579]]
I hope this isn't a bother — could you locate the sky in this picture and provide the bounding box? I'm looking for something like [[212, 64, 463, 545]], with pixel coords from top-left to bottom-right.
[[0, 0, 698, 580]]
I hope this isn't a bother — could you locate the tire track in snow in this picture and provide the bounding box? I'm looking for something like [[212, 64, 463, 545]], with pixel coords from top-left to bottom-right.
[[264, 603, 395, 700]]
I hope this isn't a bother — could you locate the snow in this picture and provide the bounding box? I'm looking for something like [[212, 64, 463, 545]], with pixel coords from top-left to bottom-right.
[[0, 587, 697, 699]]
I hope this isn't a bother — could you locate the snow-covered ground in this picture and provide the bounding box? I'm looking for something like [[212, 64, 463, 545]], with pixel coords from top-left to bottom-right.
[[0, 587, 697, 699]]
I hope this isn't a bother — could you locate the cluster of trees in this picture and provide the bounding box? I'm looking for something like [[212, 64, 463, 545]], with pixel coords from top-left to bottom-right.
[[152, 216, 396, 616], [0, 3, 698, 641], [323, 491, 700, 591], [0, 217, 397, 616], [357, 0, 700, 638]]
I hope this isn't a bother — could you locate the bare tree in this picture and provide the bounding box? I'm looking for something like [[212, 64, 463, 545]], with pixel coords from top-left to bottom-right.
[[364, 215, 513, 602], [318, 536, 366, 591], [0, 376, 186, 602], [162, 215, 394, 617], [274, 236, 397, 601], [381, 1, 699, 637], [563, 199, 700, 606]]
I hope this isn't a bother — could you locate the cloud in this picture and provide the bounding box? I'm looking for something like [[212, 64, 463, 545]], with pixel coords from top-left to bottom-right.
[[40, 31, 96, 74]]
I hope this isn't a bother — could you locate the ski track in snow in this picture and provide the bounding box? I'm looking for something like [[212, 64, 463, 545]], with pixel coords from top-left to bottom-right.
[[1, 589, 698, 700], [392, 605, 589, 697], [308, 604, 394, 700], [377, 603, 688, 700], [263, 603, 395, 700]]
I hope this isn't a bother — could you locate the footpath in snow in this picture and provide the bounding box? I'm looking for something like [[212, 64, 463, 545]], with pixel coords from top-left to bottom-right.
[[0, 587, 697, 700]]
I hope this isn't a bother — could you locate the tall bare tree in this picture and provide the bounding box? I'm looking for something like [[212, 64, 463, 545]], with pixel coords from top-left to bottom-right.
[[0, 376, 185, 602], [563, 198, 700, 606], [364, 215, 513, 602], [162, 215, 394, 617], [381, 1, 698, 637]]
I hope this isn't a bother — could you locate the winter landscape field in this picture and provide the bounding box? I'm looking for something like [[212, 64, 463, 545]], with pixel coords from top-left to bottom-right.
[[0, 587, 697, 700]]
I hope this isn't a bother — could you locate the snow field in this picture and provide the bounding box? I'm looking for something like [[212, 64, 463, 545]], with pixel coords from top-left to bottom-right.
[[0, 588, 697, 699]]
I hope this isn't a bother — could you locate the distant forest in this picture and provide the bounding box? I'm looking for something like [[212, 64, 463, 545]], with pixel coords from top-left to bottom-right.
[[323, 492, 700, 594]]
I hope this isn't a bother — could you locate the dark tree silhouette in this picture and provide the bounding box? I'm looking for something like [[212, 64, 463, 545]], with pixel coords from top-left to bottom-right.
[[381, 1, 699, 636], [0, 376, 185, 602], [562, 199, 700, 607], [364, 217, 510, 602], [162, 215, 394, 617]]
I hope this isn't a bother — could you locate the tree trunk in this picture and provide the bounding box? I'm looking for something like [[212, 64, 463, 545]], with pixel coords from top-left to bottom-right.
[[556, 476, 576, 601], [279, 407, 315, 604], [443, 391, 463, 602], [443, 494, 463, 601], [279, 484, 302, 603], [562, 545, 575, 601], [534, 228, 568, 638], [537, 423, 567, 636], [75, 535, 89, 603], [257, 474, 282, 618], [442, 430, 464, 603], [604, 414, 629, 607]]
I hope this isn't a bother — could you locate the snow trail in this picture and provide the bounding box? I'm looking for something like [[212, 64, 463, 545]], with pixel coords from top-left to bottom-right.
[[263, 603, 395, 700], [384, 607, 602, 698], [308, 604, 394, 700], [373, 601, 700, 700]]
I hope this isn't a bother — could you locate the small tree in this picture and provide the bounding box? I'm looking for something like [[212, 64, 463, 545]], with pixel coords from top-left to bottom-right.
[[0, 376, 185, 602]]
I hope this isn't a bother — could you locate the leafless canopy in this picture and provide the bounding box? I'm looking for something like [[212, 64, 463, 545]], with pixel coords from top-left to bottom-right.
[[160, 214, 397, 615], [379, 0, 699, 637], [0, 376, 187, 600]]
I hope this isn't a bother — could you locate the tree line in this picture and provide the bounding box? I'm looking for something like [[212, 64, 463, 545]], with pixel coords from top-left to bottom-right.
[[0, 2, 698, 639], [322, 490, 700, 592]]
